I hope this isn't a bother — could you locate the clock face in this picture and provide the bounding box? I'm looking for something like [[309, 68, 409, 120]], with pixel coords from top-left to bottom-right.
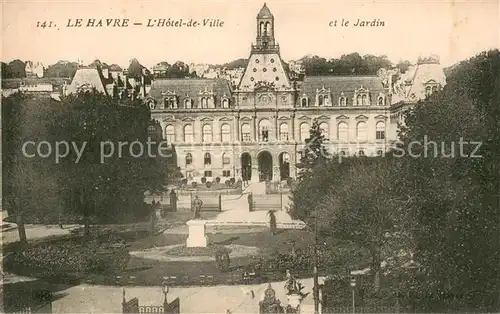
[[258, 94, 272, 105]]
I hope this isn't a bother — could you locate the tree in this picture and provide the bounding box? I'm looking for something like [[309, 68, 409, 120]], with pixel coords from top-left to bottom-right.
[[45, 60, 78, 78], [398, 50, 500, 311], [167, 61, 189, 78], [8, 60, 26, 78], [297, 119, 329, 179], [1, 62, 13, 78], [50, 89, 163, 238]]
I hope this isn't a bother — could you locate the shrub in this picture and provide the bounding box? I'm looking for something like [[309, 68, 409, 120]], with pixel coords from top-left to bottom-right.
[[206, 182, 212, 188], [201, 177, 207, 184], [215, 177, 221, 183], [286, 177, 294, 187], [225, 180, 231, 186], [192, 182, 198, 188]]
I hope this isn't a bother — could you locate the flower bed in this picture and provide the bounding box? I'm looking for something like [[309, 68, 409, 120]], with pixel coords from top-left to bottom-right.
[[4, 240, 130, 277], [164, 244, 231, 257]]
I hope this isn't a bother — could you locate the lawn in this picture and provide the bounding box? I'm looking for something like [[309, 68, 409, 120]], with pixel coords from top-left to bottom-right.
[[3, 219, 372, 287]]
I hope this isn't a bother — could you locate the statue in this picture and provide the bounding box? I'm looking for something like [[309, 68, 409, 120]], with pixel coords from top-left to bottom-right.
[[259, 284, 284, 314], [170, 189, 178, 212], [192, 195, 203, 219]]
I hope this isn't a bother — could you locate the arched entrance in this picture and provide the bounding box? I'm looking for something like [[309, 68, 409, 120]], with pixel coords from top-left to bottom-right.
[[257, 151, 273, 182], [279, 152, 290, 181], [241, 153, 252, 182]]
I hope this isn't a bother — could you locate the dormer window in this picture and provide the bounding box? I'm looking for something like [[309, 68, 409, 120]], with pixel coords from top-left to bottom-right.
[[222, 98, 229, 108], [164, 96, 177, 109], [300, 96, 308, 107], [316, 87, 331, 106], [147, 99, 156, 110], [184, 98, 192, 109], [318, 95, 324, 106], [339, 94, 347, 106], [377, 95, 385, 106], [201, 97, 209, 108], [354, 88, 369, 106]]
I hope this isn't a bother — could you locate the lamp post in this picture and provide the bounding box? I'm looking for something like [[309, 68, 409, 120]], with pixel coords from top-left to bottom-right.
[[162, 282, 169, 308], [313, 214, 319, 314], [350, 278, 356, 314]]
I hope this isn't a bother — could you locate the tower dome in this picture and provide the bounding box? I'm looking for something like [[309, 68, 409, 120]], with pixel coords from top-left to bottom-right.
[[257, 3, 273, 18]]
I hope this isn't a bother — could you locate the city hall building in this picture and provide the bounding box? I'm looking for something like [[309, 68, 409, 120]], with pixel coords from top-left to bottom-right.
[[145, 3, 446, 183]]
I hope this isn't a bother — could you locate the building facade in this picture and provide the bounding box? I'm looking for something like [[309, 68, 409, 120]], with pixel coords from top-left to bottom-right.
[[145, 3, 445, 183]]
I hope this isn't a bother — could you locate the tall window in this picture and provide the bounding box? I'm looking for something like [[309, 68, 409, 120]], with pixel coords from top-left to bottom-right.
[[300, 122, 309, 142], [357, 122, 367, 141], [377, 96, 383, 106], [184, 98, 192, 109], [222, 99, 229, 108], [220, 124, 231, 142], [202, 124, 212, 142], [259, 119, 271, 142], [222, 153, 230, 165], [376, 121, 386, 140], [204, 152, 211, 165], [319, 122, 329, 139], [318, 95, 324, 106], [339, 96, 347, 106], [356, 95, 362, 106], [184, 125, 193, 143], [362, 95, 367, 105], [338, 122, 348, 141], [279, 123, 289, 141], [301, 98, 307, 107], [201, 97, 208, 108], [425, 86, 432, 97], [185, 153, 193, 166], [165, 125, 175, 143], [241, 124, 251, 142]]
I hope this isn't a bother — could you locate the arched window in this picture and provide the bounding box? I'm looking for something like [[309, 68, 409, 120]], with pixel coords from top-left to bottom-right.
[[184, 98, 192, 109], [425, 86, 432, 97], [377, 96, 384, 106], [362, 94, 367, 105], [358, 150, 365, 157], [241, 124, 251, 142], [432, 86, 438, 93], [376, 121, 386, 140], [259, 119, 271, 142], [318, 95, 324, 106], [356, 95, 362, 105], [221, 124, 231, 142], [222, 153, 230, 165], [222, 99, 229, 108], [300, 122, 309, 142], [201, 97, 208, 108], [301, 97, 307, 107], [340, 150, 347, 157], [185, 153, 193, 166], [184, 125, 193, 143], [204, 152, 211, 165], [337, 122, 348, 141], [377, 150, 384, 156], [279, 123, 289, 141], [319, 122, 329, 139], [165, 125, 175, 143], [357, 122, 367, 141], [202, 124, 213, 142], [339, 97, 347, 106]]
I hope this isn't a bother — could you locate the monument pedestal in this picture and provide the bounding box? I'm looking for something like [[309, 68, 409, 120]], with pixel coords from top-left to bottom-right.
[[186, 220, 208, 248]]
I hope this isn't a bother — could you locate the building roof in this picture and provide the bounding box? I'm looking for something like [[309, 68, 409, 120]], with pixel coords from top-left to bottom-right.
[[297, 76, 386, 105], [109, 64, 123, 71], [66, 67, 108, 95], [257, 3, 273, 18], [147, 78, 232, 108], [1, 78, 68, 89]]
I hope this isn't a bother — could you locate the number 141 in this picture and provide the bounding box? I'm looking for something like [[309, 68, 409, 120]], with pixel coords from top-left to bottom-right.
[[37, 21, 54, 28]]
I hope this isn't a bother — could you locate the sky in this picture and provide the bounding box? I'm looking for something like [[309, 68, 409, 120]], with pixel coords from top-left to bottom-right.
[[1, 0, 499, 68]]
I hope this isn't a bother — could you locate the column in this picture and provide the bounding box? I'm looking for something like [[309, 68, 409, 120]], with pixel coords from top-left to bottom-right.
[[253, 113, 258, 142], [234, 114, 240, 142], [274, 113, 278, 141], [290, 112, 295, 140]]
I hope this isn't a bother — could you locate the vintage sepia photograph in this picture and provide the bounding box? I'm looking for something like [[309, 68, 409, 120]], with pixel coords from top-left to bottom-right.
[[1, 0, 499, 313]]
